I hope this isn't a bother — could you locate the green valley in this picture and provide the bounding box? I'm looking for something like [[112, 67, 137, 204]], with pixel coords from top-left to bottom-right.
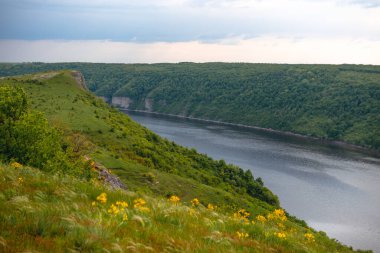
[[0, 71, 368, 252]]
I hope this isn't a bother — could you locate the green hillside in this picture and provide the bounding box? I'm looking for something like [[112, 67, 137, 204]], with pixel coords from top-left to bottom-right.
[[0, 63, 379, 149], [0, 71, 368, 252]]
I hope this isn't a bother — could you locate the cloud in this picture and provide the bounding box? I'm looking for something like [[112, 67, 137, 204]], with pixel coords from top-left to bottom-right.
[[1, 38, 379, 64], [1, 0, 380, 43]]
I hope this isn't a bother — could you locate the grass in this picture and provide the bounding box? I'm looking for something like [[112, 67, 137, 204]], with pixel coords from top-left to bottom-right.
[[0, 163, 365, 253]]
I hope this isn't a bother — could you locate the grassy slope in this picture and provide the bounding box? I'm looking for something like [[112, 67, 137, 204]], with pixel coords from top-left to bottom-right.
[[0, 163, 364, 253], [0, 71, 367, 252]]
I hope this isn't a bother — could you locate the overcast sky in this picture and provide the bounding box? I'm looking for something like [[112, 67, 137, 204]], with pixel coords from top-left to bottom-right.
[[0, 0, 379, 64]]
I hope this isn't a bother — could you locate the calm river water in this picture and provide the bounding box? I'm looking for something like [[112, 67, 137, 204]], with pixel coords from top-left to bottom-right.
[[126, 111, 380, 252]]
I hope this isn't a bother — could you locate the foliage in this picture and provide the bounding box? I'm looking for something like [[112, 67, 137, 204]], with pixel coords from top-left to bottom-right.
[[0, 85, 73, 172], [1, 63, 378, 149]]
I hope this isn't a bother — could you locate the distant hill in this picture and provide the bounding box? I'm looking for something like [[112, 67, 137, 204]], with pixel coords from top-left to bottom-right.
[[0, 71, 368, 252], [1, 62, 379, 150]]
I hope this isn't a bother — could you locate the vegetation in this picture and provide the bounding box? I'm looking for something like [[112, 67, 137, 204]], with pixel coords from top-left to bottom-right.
[[0, 163, 368, 253], [0, 63, 379, 149], [0, 71, 367, 252]]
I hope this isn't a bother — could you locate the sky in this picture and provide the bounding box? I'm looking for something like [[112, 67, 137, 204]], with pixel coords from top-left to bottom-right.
[[0, 0, 380, 64]]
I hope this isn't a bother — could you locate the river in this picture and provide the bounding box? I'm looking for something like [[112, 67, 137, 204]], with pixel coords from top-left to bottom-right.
[[125, 111, 380, 252]]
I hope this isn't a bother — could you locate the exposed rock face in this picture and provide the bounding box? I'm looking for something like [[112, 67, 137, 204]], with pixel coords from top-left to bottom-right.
[[96, 164, 127, 190], [111, 97, 133, 109], [71, 71, 88, 90], [84, 155, 127, 190], [145, 98, 153, 111]]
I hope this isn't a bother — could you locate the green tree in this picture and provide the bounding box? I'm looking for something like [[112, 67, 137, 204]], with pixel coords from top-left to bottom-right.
[[0, 85, 71, 172]]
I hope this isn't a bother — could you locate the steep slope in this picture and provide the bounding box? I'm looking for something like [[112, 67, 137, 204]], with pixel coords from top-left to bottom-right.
[[0, 71, 368, 252]]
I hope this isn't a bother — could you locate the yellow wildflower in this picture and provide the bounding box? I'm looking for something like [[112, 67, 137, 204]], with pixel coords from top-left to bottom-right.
[[304, 233, 315, 242], [277, 223, 285, 229], [11, 162, 22, 168], [18, 177, 23, 184], [133, 198, 149, 212], [91, 201, 96, 206], [108, 204, 120, 215], [233, 209, 250, 224], [133, 198, 146, 208], [191, 198, 200, 207], [256, 215, 267, 223], [207, 203, 216, 210], [274, 209, 285, 217], [273, 209, 287, 221], [236, 231, 249, 239], [115, 201, 129, 209], [96, 192, 107, 204], [275, 232, 286, 239], [169, 195, 180, 204], [267, 213, 274, 220], [123, 213, 128, 221]]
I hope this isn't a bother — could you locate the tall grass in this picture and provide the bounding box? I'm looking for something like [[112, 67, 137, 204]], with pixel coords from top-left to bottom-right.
[[0, 164, 366, 253]]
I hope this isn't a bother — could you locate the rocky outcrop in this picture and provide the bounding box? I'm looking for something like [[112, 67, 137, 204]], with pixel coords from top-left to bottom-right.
[[96, 165, 127, 190], [71, 71, 88, 91], [145, 98, 153, 111], [84, 155, 127, 190], [111, 97, 133, 109]]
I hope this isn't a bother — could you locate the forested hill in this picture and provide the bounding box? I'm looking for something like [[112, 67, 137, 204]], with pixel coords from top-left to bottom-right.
[[1, 62, 379, 149]]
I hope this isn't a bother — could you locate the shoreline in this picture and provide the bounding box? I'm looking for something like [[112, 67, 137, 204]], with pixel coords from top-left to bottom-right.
[[121, 108, 380, 158]]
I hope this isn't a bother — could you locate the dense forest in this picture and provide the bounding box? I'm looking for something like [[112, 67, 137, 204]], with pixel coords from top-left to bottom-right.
[[0, 71, 368, 252], [0, 62, 379, 150]]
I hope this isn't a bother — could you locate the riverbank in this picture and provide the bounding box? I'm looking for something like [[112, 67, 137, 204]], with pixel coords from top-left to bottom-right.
[[121, 108, 380, 158]]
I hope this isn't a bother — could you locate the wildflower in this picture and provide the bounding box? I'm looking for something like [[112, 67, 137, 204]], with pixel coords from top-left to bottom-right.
[[256, 215, 267, 223], [304, 232, 315, 242], [18, 177, 23, 184], [169, 195, 180, 204], [274, 209, 285, 217], [96, 192, 107, 204], [277, 223, 285, 229], [191, 198, 200, 207], [267, 213, 274, 220], [233, 209, 250, 224], [108, 204, 120, 215], [236, 231, 249, 239], [11, 162, 22, 168], [115, 201, 129, 209], [133, 198, 146, 208], [133, 198, 150, 212], [275, 232, 286, 239], [207, 203, 215, 211], [91, 201, 96, 206], [273, 209, 287, 221], [122, 213, 128, 221]]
